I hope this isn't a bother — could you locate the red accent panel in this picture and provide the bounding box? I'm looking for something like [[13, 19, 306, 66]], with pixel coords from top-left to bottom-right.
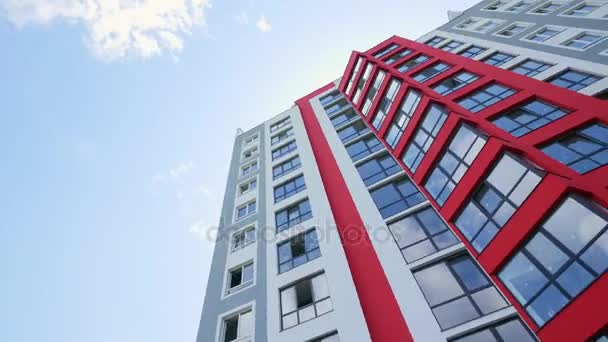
[[296, 84, 414, 342]]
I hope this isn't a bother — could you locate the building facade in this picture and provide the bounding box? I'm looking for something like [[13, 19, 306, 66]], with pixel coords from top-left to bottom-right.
[[197, 2, 608, 342]]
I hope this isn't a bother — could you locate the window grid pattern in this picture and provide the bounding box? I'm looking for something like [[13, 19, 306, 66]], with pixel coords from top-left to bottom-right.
[[389, 206, 459, 263], [357, 154, 402, 186], [353, 64, 373, 105], [373, 43, 399, 58], [402, 104, 449, 172], [511, 59, 553, 77], [280, 273, 332, 330], [492, 100, 569, 137], [346, 135, 383, 162], [458, 83, 516, 113], [426, 36, 446, 47], [483, 52, 515, 67], [232, 226, 256, 252], [507, 1, 533, 12], [272, 141, 297, 160], [362, 70, 387, 116], [397, 55, 430, 73], [273, 156, 301, 180], [325, 98, 350, 116], [319, 90, 342, 106], [414, 254, 509, 330], [338, 120, 370, 143], [345, 57, 363, 95], [370, 177, 425, 218], [542, 123, 608, 174], [459, 46, 488, 59], [528, 27, 562, 42], [274, 174, 306, 203], [278, 229, 321, 274], [563, 33, 604, 49], [330, 108, 358, 128], [372, 79, 401, 129], [548, 69, 602, 91], [455, 154, 543, 252], [276, 199, 313, 232], [532, 2, 563, 14], [271, 127, 294, 145], [441, 41, 464, 52], [385, 49, 413, 65], [425, 125, 487, 206], [271, 118, 291, 132], [433, 71, 479, 96], [498, 23, 529, 37], [237, 202, 256, 220], [499, 196, 608, 327], [412, 62, 451, 83], [451, 317, 536, 342], [385, 89, 422, 148], [565, 4, 599, 16]]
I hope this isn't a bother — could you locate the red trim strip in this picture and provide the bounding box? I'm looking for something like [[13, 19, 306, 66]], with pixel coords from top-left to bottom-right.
[[296, 83, 414, 342]]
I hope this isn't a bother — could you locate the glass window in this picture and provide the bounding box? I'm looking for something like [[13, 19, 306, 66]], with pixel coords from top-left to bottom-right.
[[370, 176, 425, 218], [271, 127, 294, 145], [425, 125, 487, 206], [385, 49, 413, 65], [548, 69, 602, 91], [450, 317, 536, 342], [563, 33, 605, 49], [232, 226, 256, 252], [459, 46, 488, 59], [483, 52, 516, 66], [397, 54, 430, 73], [346, 135, 383, 162], [564, 3, 599, 16], [319, 90, 342, 106], [372, 79, 401, 129], [385, 89, 422, 148], [280, 273, 333, 329], [389, 206, 459, 263], [357, 153, 402, 186], [227, 262, 254, 294], [433, 71, 479, 96], [456, 18, 481, 30], [238, 178, 257, 195], [222, 310, 253, 342], [325, 98, 350, 116], [236, 201, 257, 220], [273, 156, 301, 180], [506, 1, 533, 12], [362, 70, 387, 116], [311, 333, 340, 342], [274, 174, 306, 203], [441, 40, 465, 52], [492, 99, 569, 137], [272, 141, 297, 160], [353, 63, 373, 105], [402, 104, 449, 172], [337, 120, 370, 143], [412, 62, 451, 83], [242, 146, 258, 160], [373, 43, 399, 58], [499, 196, 608, 326], [527, 27, 563, 42], [330, 108, 358, 128], [345, 57, 363, 96], [485, 1, 508, 10], [531, 2, 565, 14], [415, 254, 509, 330], [426, 36, 446, 47], [243, 134, 258, 145], [497, 23, 530, 37], [474, 20, 502, 33], [458, 83, 516, 113], [278, 229, 321, 273], [271, 117, 291, 132], [511, 59, 553, 77], [276, 199, 313, 232], [455, 154, 543, 251], [241, 161, 258, 176], [542, 123, 608, 174]]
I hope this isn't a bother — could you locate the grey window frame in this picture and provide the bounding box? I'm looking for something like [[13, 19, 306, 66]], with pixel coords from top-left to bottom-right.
[[441, 40, 464, 52], [402, 103, 449, 173], [384, 48, 413, 65], [345, 57, 363, 96], [272, 141, 297, 160], [499, 195, 608, 327], [483, 52, 516, 66], [277, 229, 321, 274], [337, 120, 370, 144], [357, 153, 402, 186], [425, 125, 487, 206], [459, 46, 488, 59], [345, 135, 383, 162], [373, 43, 399, 58], [510, 59, 553, 77], [412, 62, 452, 83], [372, 78, 401, 129], [370, 176, 425, 219], [548, 69, 602, 91], [426, 36, 446, 47], [492, 99, 570, 137], [362, 70, 387, 116], [280, 273, 333, 330], [450, 317, 536, 342], [274, 174, 306, 203], [458, 83, 516, 113], [397, 54, 430, 73], [353, 63, 373, 105], [384, 89, 422, 148], [273, 156, 301, 180], [276, 198, 313, 232], [432, 71, 479, 96], [271, 127, 295, 145]]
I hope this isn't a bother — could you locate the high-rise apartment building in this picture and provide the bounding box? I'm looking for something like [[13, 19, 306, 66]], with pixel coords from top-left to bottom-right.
[[197, 1, 608, 341]]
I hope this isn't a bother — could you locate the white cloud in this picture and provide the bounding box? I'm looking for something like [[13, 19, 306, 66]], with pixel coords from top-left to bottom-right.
[[152, 160, 196, 183], [256, 15, 271, 32], [235, 11, 248, 25], [189, 219, 216, 242], [0, 0, 212, 60]]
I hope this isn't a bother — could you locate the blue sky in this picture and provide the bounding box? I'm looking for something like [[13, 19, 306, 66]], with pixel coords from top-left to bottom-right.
[[0, 1, 478, 341]]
